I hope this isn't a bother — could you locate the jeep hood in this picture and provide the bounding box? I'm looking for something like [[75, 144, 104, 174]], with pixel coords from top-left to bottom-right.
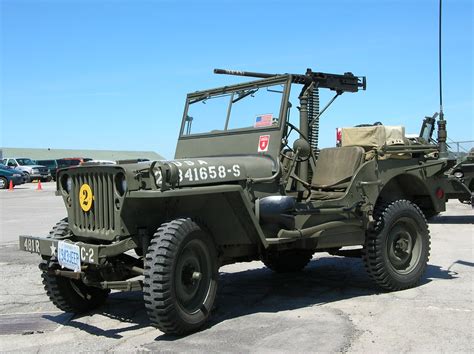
[[71, 155, 277, 191], [148, 155, 276, 188]]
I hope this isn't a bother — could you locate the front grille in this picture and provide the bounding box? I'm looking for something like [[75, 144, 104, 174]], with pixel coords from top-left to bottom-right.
[[71, 172, 116, 233], [39, 167, 48, 174]]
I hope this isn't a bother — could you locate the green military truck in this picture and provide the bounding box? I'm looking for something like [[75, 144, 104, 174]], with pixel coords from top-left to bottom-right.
[[449, 148, 474, 203], [19, 68, 463, 335]]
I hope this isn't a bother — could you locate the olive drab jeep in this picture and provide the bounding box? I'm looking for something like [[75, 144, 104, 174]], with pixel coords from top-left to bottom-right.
[[19, 68, 459, 335]]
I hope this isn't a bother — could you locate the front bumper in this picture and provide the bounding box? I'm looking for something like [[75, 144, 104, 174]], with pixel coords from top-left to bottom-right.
[[19, 235, 138, 265], [30, 172, 50, 179]]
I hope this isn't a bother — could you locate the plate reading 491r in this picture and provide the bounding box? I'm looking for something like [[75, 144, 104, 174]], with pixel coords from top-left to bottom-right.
[[58, 241, 81, 272]]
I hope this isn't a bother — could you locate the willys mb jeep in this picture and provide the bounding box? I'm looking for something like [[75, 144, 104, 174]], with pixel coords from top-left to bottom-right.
[[20, 68, 455, 335]]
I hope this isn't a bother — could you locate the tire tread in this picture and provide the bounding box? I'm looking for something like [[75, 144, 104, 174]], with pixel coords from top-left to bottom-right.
[[362, 200, 431, 291]]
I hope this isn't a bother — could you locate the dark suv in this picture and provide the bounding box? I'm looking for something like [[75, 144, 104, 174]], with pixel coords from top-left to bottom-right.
[[36, 159, 60, 181]]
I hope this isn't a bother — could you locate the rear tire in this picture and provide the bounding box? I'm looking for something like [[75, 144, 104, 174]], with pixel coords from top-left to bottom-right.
[[263, 249, 314, 273], [143, 218, 218, 335], [363, 200, 430, 291], [0, 177, 7, 189], [41, 219, 109, 313]]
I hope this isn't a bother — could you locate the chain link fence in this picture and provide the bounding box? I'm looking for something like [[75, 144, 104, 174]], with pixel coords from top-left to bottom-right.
[[447, 139, 474, 160]]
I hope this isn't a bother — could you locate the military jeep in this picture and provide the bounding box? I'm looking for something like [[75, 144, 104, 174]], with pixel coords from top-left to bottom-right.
[[20, 68, 452, 335], [449, 148, 474, 203]]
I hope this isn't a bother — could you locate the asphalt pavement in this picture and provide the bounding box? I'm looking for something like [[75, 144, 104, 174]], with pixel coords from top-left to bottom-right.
[[0, 182, 472, 352]]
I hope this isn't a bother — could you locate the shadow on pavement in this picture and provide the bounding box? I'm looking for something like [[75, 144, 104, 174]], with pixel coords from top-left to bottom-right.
[[423, 263, 459, 281], [429, 215, 474, 224], [42, 256, 457, 340], [44, 291, 148, 339], [447, 259, 474, 271]]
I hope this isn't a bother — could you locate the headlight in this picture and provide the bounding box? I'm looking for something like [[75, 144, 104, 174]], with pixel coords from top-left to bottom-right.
[[115, 173, 127, 196], [66, 177, 73, 192], [453, 171, 464, 178], [60, 174, 72, 193], [13, 174, 21, 177], [32, 168, 39, 173], [121, 178, 127, 194]]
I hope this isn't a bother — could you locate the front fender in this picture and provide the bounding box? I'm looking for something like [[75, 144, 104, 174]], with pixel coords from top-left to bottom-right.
[[125, 185, 268, 249]]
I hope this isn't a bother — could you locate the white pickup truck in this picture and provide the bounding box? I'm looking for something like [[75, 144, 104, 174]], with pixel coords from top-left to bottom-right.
[[2, 158, 51, 182]]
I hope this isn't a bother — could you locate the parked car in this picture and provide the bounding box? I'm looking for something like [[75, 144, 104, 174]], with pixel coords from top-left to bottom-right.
[[1, 158, 51, 182], [116, 158, 150, 164], [58, 157, 93, 167], [83, 159, 116, 165], [0, 164, 25, 189], [36, 159, 60, 181], [0, 163, 29, 183]]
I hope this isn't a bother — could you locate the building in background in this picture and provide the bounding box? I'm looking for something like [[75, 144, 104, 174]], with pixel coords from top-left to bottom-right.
[[0, 147, 164, 161]]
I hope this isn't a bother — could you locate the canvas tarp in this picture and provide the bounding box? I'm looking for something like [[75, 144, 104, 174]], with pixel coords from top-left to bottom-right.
[[341, 125, 405, 149]]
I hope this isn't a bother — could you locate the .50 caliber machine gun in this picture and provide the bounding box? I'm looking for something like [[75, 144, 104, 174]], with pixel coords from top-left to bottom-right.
[[214, 68, 366, 93], [215, 68, 367, 189]]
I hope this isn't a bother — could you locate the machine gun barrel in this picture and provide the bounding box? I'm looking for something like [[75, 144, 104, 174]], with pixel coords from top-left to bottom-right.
[[213, 69, 275, 79], [214, 68, 366, 93]]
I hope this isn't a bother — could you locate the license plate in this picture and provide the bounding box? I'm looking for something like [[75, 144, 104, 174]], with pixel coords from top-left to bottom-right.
[[57, 241, 81, 272]]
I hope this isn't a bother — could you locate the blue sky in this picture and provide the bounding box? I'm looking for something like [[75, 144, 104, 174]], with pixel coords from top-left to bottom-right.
[[1, 0, 472, 159]]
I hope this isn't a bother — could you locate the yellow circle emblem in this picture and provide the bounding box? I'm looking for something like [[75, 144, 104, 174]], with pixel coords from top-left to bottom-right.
[[79, 184, 93, 212]]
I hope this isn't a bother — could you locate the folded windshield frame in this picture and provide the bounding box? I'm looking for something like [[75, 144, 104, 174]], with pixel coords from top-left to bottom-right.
[[179, 75, 292, 138]]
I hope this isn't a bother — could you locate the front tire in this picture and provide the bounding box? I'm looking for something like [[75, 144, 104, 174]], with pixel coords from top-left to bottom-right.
[[143, 219, 218, 335], [0, 177, 7, 189], [363, 200, 430, 291], [41, 219, 109, 313]]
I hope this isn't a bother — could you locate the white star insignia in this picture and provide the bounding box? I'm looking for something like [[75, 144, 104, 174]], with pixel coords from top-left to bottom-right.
[[50, 243, 57, 257]]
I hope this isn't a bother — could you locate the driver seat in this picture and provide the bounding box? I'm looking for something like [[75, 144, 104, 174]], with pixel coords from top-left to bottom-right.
[[311, 146, 365, 200]]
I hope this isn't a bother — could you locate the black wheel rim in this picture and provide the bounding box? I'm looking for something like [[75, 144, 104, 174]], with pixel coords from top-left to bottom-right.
[[386, 217, 422, 274], [175, 238, 212, 314]]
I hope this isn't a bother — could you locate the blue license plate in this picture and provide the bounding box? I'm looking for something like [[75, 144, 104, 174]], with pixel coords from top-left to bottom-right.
[[58, 241, 81, 272]]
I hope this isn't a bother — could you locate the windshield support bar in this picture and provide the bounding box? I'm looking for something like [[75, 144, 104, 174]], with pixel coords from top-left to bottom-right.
[[224, 92, 234, 131]]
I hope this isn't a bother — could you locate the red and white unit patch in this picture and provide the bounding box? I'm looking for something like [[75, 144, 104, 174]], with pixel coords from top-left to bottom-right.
[[258, 135, 270, 152]]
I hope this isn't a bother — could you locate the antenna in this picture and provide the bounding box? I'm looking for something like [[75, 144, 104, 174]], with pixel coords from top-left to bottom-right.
[[439, 0, 443, 115], [437, 0, 448, 158]]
